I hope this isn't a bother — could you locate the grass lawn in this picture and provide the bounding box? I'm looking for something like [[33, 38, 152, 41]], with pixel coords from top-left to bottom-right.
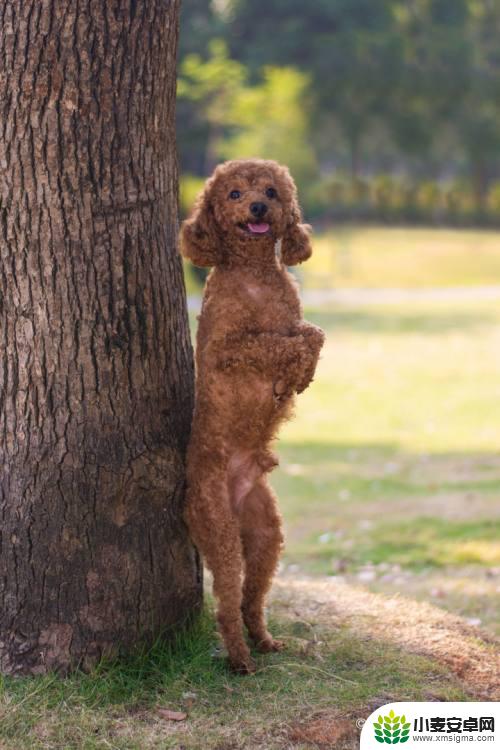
[[2, 227, 500, 749], [0, 601, 475, 750], [302, 225, 500, 289], [275, 298, 500, 635]]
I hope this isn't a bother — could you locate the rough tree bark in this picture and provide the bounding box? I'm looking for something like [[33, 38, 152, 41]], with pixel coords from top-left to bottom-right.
[[0, 0, 201, 675]]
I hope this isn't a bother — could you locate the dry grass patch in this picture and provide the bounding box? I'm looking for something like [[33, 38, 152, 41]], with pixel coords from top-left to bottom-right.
[[273, 577, 500, 701]]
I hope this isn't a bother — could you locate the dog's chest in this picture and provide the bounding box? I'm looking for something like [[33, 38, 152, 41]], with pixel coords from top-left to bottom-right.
[[242, 280, 287, 325], [220, 267, 301, 331], [242, 276, 294, 310], [244, 282, 264, 301]]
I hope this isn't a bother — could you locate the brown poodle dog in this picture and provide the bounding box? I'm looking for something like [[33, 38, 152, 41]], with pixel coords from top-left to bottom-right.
[[181, 158, 325, 674]]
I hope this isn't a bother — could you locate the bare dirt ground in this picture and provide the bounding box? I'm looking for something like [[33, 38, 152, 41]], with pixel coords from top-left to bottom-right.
[[268, 576, 500, 750]]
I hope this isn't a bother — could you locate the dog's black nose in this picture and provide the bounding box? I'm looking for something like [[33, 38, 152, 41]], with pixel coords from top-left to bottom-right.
[[250, 202, 268, 219]]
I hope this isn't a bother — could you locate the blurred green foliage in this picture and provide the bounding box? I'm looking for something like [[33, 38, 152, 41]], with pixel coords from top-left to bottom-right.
[[179, 41, 316, 188], [218, 66, 317, 189], [178, 0, 500, 226]]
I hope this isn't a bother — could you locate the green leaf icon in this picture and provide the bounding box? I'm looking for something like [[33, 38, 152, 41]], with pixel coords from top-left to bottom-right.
[[375, 711, 411, 746]]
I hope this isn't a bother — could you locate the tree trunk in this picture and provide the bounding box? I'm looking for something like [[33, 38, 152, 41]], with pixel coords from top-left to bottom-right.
[[0, 0, 201, 675]]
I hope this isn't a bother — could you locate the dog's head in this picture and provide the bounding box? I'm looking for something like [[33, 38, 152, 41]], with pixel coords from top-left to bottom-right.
[[180, 159, 312, 268]]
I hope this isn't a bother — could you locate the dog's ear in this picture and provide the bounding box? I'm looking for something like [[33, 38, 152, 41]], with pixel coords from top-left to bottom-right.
[[281, 187, 312, 267], [180, 181, 222, 267]]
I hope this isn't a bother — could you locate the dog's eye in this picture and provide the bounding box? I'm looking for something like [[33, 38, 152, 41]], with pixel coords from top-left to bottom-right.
[[229, 190, 241, 200], [266, 187, 277, 199]]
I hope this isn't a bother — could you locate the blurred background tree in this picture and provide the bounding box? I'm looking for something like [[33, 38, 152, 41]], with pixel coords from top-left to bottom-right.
[[178, 0, 500, 225]]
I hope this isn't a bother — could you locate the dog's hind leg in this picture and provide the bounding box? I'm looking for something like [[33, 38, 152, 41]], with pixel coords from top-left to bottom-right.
[[239, 477, 285, 653], [184, 472, 255, 674]]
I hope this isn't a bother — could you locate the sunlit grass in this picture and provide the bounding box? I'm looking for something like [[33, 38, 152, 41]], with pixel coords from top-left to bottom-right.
[[303, 225, 500, 289], [290, 519, 500, 572], [282, 301, 500, 452], [273, 297, 500, 632]]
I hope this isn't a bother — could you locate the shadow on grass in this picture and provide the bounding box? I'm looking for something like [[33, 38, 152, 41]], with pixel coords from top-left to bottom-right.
[[278, 439, 500, 491]]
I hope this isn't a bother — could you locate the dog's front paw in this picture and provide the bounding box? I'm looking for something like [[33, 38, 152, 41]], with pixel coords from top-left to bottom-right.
[[301, 323, 326, 351], [295, 372, 315, 394], [257, 449, 279, 472], [273, 378, 293, 402]]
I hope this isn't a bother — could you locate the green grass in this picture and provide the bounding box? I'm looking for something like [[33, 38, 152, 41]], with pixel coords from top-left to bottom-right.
[[0, 602, 468, 750], [273, 297, 500, 633], [301, 225, 500, 289], [280, 301, 500, 452], [293, 518, 500, 573]]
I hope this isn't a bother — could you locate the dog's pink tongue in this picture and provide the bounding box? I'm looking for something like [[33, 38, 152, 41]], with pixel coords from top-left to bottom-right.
[[247, 222, 269, 234]]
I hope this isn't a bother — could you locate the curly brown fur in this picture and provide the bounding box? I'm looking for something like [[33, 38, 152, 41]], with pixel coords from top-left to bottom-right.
[[181, 159, 325, 674]]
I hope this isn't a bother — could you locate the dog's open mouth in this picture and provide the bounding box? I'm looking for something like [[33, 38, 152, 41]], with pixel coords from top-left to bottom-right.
[[238, 222, 271, 236]]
